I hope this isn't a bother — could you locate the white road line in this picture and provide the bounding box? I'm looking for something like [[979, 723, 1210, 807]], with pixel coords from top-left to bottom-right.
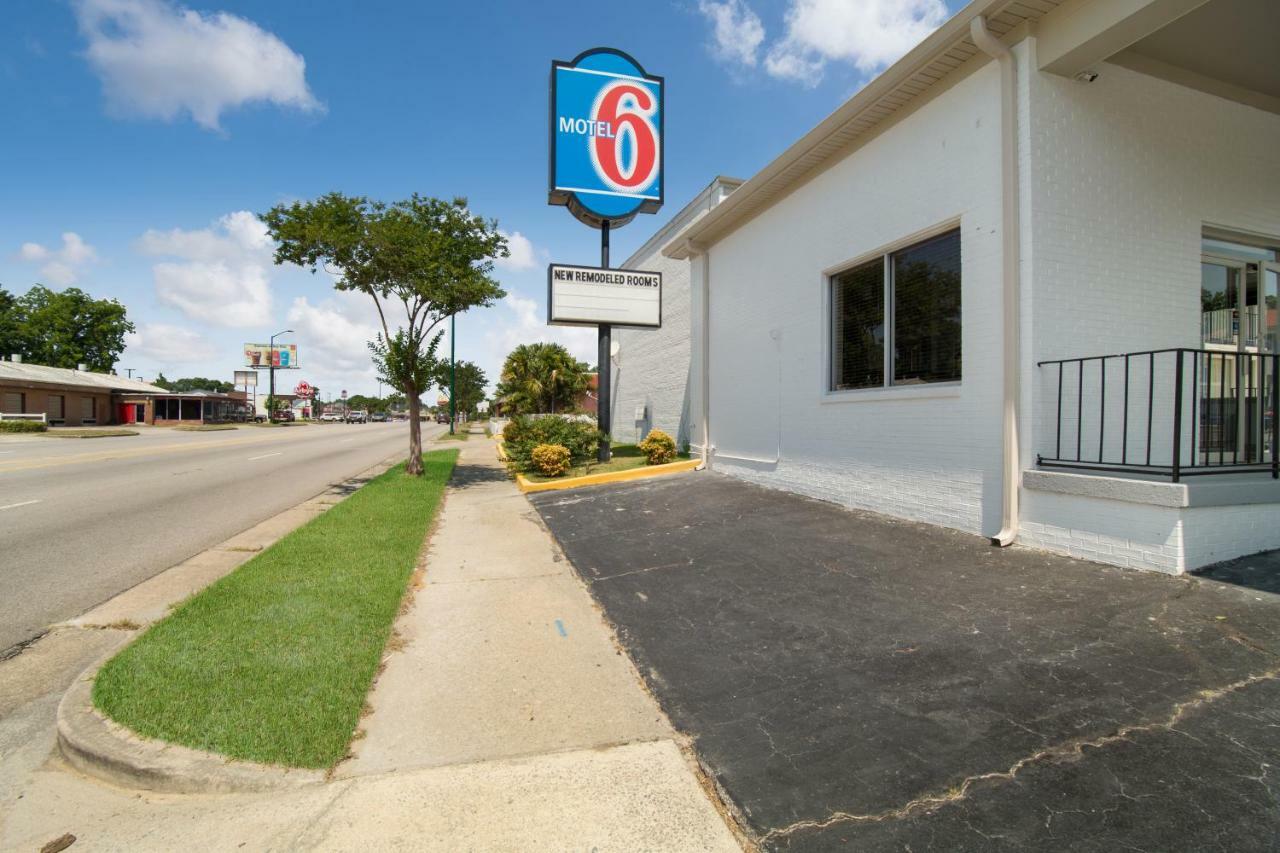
[[0, 499, 41, 511], [247, 452, 283, 461]]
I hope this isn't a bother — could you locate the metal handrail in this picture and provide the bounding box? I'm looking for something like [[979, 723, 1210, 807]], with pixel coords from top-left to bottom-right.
[[1037, 348, 1279, 482]]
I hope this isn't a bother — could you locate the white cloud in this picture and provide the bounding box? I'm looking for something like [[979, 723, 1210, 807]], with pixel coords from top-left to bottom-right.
[[15, 232, 98, 285], [479, 294, 596, 392], [75, 0, 322, 132], [123, 322, 217, 364], [764, 0, 948, 84], [285, 292, 381, 391], [493, 230, 538, 272], [137, 210, 274, 327], [697, 0, 766, 68]]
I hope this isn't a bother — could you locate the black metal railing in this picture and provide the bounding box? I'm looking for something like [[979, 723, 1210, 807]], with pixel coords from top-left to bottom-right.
[[1037, 348, 1279, 482]]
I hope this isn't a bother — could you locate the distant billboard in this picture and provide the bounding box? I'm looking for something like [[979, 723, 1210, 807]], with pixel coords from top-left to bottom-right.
[[244, 343, 298, 369], [547, 263, 661, 328], [233, 370, 258, 387]]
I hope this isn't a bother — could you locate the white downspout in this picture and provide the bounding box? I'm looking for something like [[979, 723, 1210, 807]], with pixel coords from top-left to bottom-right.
[[970, 15, 1021, 547], [692, 245, 712, 471]]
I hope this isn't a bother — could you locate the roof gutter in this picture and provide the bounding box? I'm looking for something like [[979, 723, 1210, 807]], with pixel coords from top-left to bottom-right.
[[970, 15, 1022, 547]]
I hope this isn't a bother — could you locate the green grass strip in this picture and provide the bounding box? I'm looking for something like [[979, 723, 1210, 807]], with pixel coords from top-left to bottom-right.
[[92, 450, 458, 769]]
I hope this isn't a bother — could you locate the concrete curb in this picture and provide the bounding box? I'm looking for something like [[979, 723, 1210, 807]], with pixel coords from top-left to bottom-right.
[[57, 667, 325, 794], [53, 452, 404, 794]]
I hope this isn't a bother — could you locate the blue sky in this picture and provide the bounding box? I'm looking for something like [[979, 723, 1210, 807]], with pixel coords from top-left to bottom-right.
[[1, 0, 962, 398]]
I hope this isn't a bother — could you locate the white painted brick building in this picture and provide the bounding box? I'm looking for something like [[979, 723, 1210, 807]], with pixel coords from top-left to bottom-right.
[[608, 178, 741, 447], [642, 0, 1280, 575]]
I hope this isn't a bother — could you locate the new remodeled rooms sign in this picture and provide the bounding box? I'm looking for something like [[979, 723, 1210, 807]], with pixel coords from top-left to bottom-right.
[[547, 263, 661, 328]]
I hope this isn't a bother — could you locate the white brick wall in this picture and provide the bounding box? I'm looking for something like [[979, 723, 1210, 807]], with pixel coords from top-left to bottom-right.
[[1019, 489, 1184, 573], [702, 60, 1006, 536], [636, 33, 1280, 575], [609, 250, 695, 446], [610, 180, 737, 448], [1025, 55, 1280, 467], [1020, 45, 1280, 573]]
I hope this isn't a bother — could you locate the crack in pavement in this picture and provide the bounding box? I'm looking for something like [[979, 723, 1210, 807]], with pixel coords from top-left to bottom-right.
[[760, 666, 1280, 844]]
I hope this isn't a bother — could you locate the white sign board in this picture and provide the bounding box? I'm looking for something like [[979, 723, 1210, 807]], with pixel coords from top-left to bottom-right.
[[547, 263, 661, 328]]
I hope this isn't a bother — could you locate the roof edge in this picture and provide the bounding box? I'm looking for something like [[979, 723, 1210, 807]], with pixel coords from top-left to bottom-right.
[[621, 175, 744, 269], [665, 0, 1019, 259]]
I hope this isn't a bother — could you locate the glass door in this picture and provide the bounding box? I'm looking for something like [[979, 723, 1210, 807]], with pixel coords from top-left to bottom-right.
[[1201, 236, 1280, 466]]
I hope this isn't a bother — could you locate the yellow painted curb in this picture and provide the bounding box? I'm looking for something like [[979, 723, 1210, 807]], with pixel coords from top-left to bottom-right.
[[516, 457, 700, 493], [495, 439, 508, 462]]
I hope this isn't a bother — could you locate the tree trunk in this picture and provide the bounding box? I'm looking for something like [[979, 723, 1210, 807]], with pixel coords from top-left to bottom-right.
[[406, 389, 423, 475]]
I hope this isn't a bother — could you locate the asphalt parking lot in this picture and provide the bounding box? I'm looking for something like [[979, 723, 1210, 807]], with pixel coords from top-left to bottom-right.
[[532, 473, 1280, 851]]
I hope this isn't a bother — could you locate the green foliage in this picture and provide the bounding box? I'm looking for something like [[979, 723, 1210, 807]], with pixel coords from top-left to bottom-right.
[[530, 443, 571, 477], [1, 284, 133, 372], [438, 359, 487, 418], [502, 415, 602, 473], [495, 342, 591, 415], [93, 451, 459, 769], [0, 420, 47, 433], [262, 192, 508, 475], [638, 428, 677, 465], [153, 375, 235, 393]]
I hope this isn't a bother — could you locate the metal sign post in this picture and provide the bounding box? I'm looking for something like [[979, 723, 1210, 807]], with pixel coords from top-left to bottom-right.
[[548, 47, 665, 463], [598, 221, 611, 462]]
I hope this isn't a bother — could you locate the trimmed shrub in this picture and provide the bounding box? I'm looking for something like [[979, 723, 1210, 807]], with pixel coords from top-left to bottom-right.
[[502, 415, 601, 473], [530, 443, 572, 477], [638, 428, 676, 465], [0, 420, 48, 433]]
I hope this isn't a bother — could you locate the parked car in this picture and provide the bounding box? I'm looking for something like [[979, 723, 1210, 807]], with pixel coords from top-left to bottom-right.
[[320, 411, 341, 423], [347, 410, 368, 424], [371, 411, 389, 422], [272, 410, 295, 423]]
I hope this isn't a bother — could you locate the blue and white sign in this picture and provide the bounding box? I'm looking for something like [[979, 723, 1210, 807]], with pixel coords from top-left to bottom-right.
[[549, 48, 663, 227]]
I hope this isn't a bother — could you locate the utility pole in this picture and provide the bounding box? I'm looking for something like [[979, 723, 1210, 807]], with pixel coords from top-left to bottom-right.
[[449, 313, 457, 434]]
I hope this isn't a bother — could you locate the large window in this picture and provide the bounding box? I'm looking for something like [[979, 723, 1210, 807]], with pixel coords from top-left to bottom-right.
[[831, 228, 961, 391]]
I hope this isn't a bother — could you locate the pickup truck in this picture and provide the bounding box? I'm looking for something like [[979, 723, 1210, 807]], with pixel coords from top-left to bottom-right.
[[347, 410, 369, 424]]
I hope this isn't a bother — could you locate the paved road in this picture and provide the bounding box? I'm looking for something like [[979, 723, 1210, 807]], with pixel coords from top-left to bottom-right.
[[0, 422, 444, 653]]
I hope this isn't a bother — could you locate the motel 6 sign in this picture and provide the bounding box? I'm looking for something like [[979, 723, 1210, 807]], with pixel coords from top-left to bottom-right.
[[549, 48, 664, 227]]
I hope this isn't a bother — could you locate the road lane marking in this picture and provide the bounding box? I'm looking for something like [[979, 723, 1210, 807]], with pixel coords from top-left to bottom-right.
[[247, 452, 283, 461], [0, 430, 335, 474], [0, 499, 41, 511]]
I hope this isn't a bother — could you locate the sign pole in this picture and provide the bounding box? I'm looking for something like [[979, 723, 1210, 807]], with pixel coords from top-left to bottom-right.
[[598, 220, 611, 463]]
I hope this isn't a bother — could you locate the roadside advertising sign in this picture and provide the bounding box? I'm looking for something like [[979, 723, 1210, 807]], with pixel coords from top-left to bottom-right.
[[293, 381, 314, 399], [233, 370, 258, 387], [244, 343, 299, 369], [549, 48, 663, 228], [548, 263, 660, 328]]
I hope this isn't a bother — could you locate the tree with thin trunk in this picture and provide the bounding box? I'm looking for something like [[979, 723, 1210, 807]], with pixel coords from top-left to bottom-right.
[[262, 194, 506, 474]]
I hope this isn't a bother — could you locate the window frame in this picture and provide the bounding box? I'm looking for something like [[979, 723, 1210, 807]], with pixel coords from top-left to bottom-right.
[[824, 221, 962, 400]]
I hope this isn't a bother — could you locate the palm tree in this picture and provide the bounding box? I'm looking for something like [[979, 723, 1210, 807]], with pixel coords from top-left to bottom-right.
[[497, 342, 590, 414]]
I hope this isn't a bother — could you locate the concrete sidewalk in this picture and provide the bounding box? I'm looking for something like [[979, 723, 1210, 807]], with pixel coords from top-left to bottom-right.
[[0, 439, 740, 851]]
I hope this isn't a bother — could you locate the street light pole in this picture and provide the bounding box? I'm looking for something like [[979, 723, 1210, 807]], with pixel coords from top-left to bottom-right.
[[268, 329, 293, 422], [449, 313, 456, 435]]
